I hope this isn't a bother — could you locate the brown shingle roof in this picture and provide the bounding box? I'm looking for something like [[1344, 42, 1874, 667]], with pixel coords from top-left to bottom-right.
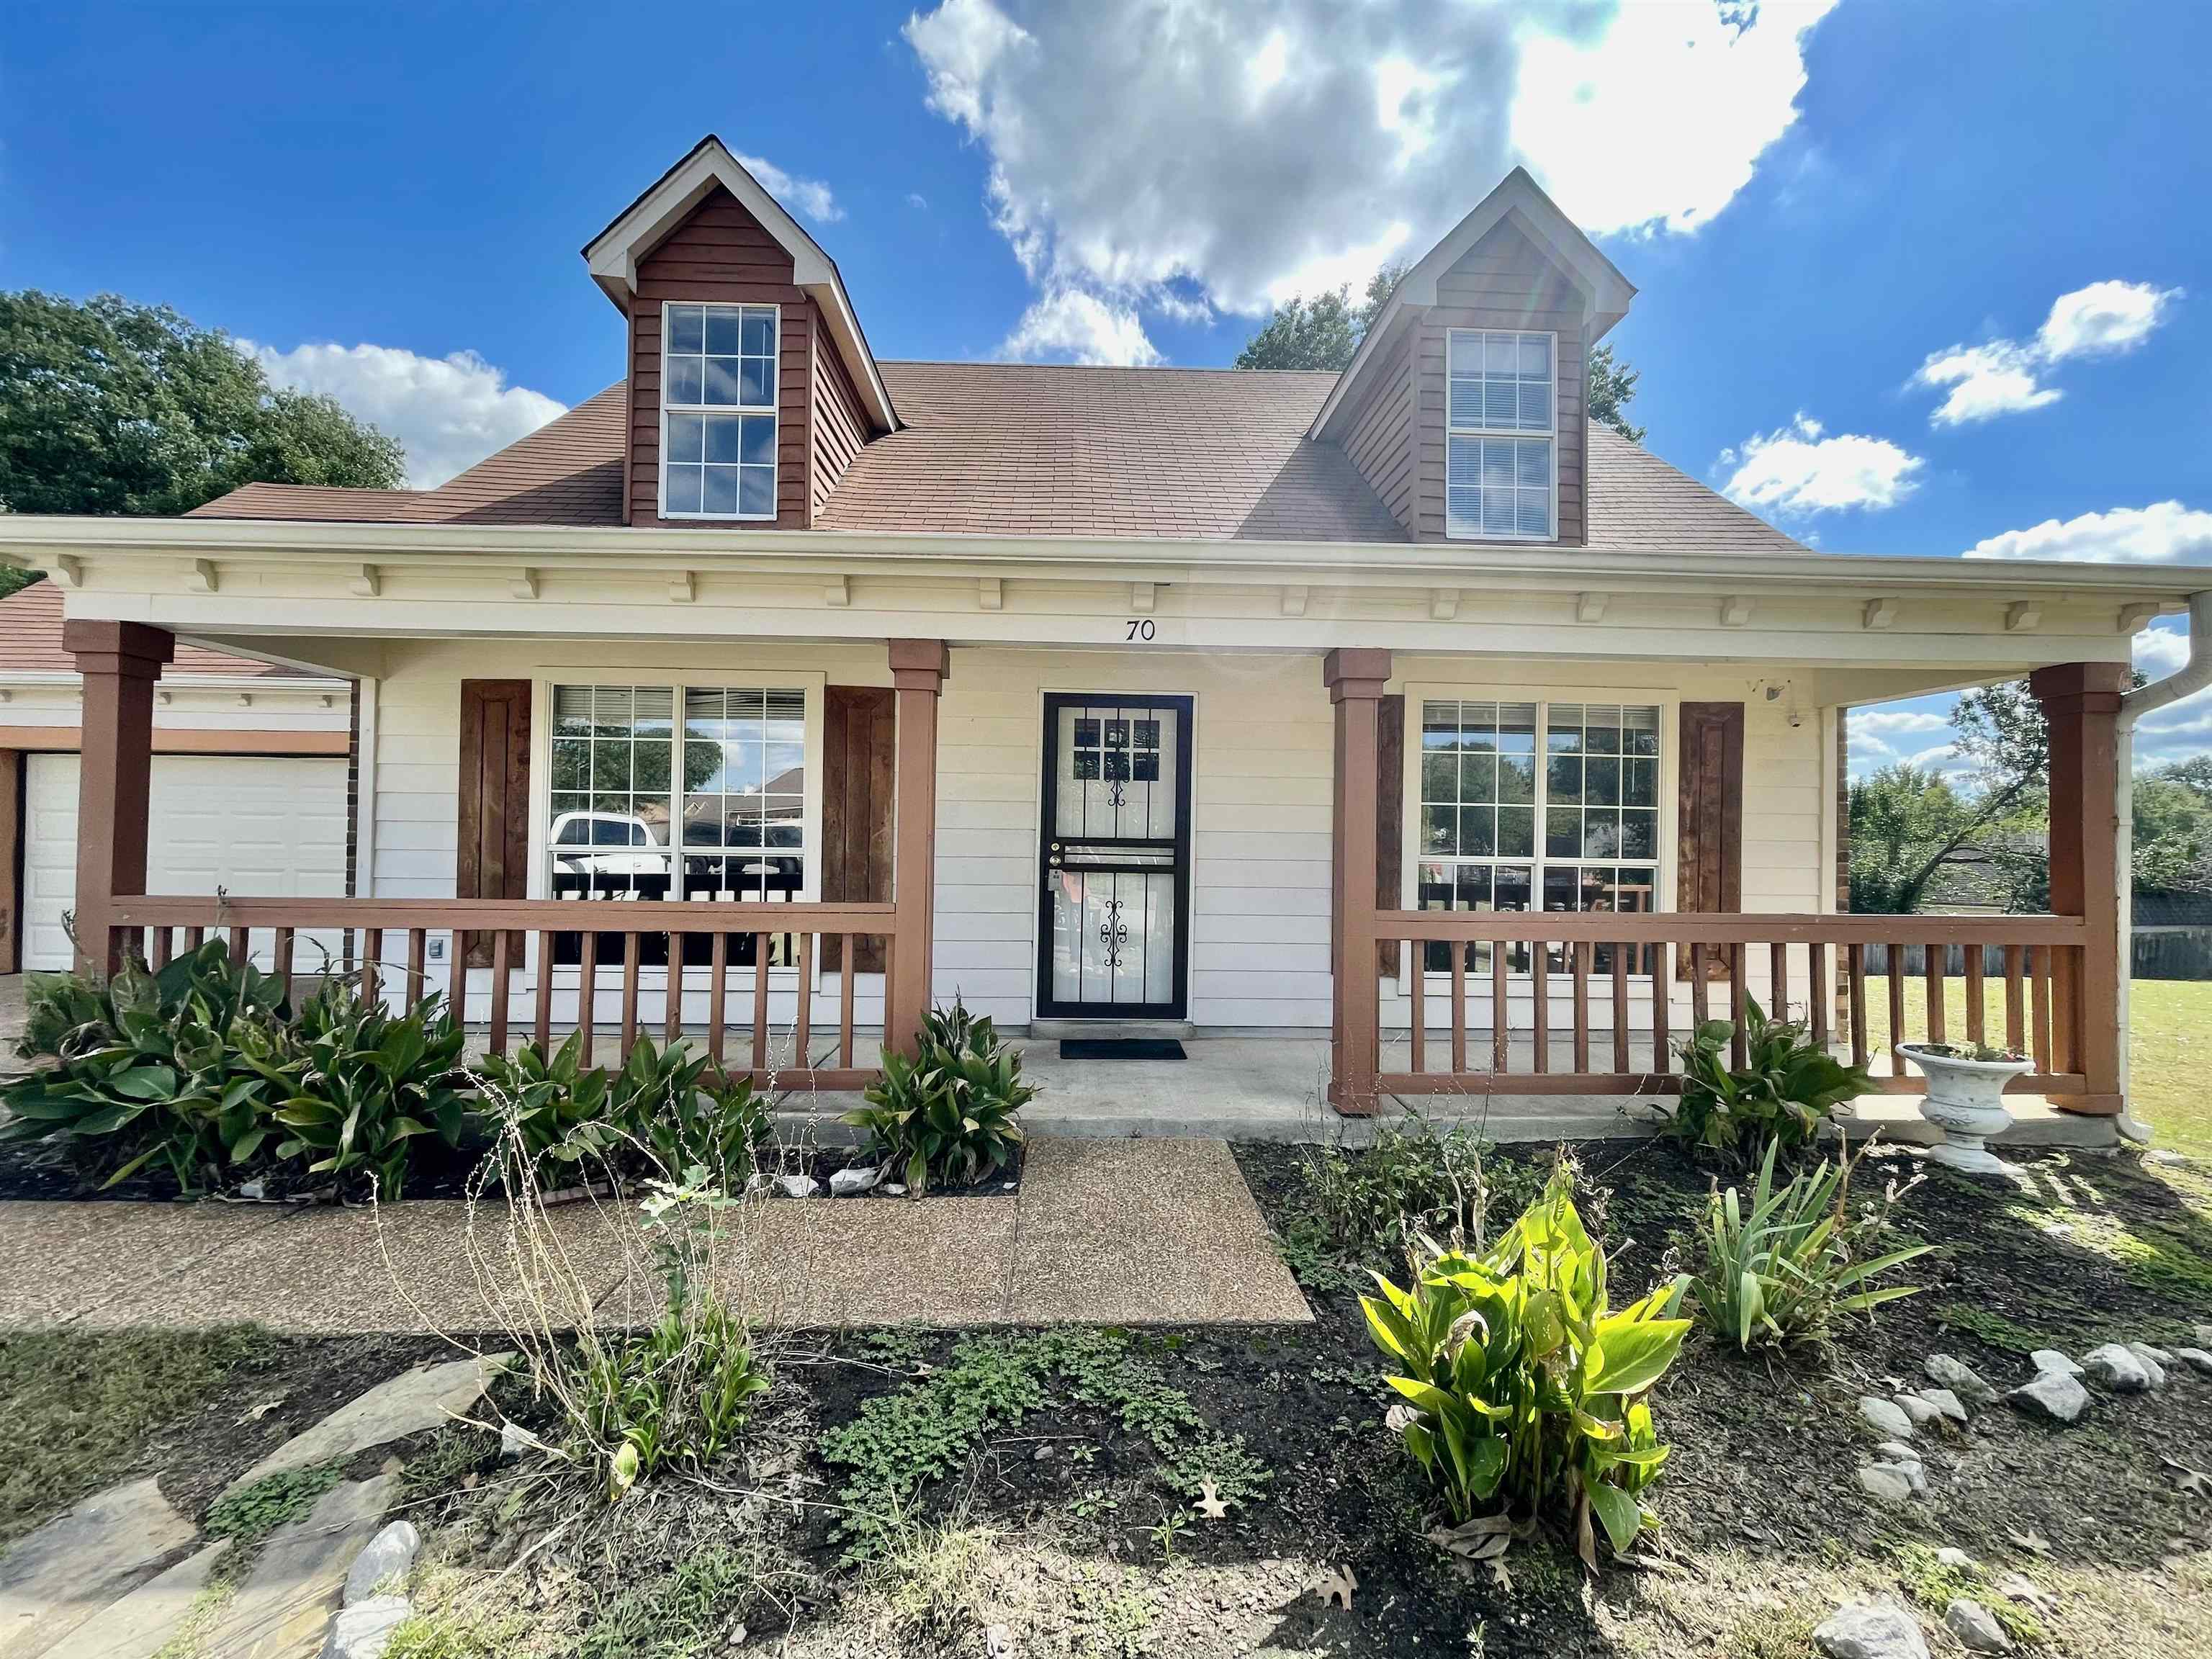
[[0, 580, 307, 677], [185, 364, 1808, 555]]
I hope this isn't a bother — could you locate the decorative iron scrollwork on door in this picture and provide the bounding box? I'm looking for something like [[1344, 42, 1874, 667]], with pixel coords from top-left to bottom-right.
[[1097, 894, 1130, 968]]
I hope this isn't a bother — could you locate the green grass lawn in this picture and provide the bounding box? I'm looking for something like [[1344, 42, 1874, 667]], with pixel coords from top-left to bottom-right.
[[1861, 975, 2212, 1160]]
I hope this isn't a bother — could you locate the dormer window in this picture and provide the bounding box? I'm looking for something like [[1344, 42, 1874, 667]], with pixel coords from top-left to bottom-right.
[[1445, 328, 1555, 541], [662, 302, 778, 519]]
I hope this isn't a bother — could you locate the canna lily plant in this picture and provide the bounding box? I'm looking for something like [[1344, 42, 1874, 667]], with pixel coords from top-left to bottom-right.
[[1362, 1164, 1692, 1568]]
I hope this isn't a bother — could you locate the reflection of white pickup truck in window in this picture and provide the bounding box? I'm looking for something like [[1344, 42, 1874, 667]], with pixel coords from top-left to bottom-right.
[[549, 811, 670, 894]]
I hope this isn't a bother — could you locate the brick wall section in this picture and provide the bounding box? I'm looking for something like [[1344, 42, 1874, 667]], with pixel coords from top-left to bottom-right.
[[626, 186, 811, 529]]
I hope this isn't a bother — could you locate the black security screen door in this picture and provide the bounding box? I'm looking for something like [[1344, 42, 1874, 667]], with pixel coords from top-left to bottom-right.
[[1036, 694, 1195, 1020]]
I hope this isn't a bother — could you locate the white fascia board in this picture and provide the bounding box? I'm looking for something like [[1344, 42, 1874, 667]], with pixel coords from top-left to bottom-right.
[[5, 514, 2206, 610], [583, 138, 897, 432], [1310, 168, 1636, 441], [0, 668, 345, 694]]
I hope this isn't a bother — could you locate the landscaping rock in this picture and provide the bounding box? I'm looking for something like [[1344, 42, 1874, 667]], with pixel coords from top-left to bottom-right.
[[1944, 1598, 2012, 1653], [776, 1174, 822, 1199], [206, 1475, 396, 1658], [1814, 1599, 1930, 1659], [1936, 1547, 1977, 1571], [1893, 1393, 1946, 1430], [2008, 1370, 2090, 1424], [1995, 1572, 2054, 1613], [2123, 1344, 2170, 1390], [2081, 1343, 2154, 1393], [2175, 1347, 2212, 1376], [1874, 1441, 1923, 1470], [323, 1594, 411, 1659], [40, 1540, 226, 1659], [1925, 1354, 1999, 1406], [1858, 1395, 1916, 1440], [829, 1164, 882, 1197], [1857, 1463, 1918, 1505], [2195, 1323, 2212, 1346], [1920, 1388, 1969, 1425], [219, 1354, 509, 1501], [2029, 1349, 2082, 1377], [0, 1475, 197, 1659], [343, 1520, 420, 1605]]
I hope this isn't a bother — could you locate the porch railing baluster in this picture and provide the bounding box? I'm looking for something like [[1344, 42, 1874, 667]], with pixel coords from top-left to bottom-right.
[[708, 932, 728, 1064], [534, 930, 553, 1051], [1925, 943, 1946, 1046], [1570, 940, 1591, 1073], [1611, 942, 1629, 1074], [577, 932, 598, 1066], [619, 932, 642, 1061], [1407, 939, 1425, 1076], [489, 930, 512, 1056]]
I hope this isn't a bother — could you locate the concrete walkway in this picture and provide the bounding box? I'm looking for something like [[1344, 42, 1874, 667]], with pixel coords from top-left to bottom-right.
[[0, 1136, 1311, 1335]]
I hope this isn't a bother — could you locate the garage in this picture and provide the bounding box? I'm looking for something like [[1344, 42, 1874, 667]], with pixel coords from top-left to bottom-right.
[[20, 753, 351, 971]]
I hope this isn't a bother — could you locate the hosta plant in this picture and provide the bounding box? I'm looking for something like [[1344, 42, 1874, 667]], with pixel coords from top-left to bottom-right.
[[262, 981, 471, 1200], [1662, 997, 1872, 1161], [1691, 1138, 1933, 1350], [1362, 1164, 1692, 1567], [0, 943, 295, 1192], [848, 1002, 1033, 1195]]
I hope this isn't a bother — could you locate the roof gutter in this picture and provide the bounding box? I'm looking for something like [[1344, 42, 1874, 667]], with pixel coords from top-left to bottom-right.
[[2117, 588, 2212, 732]]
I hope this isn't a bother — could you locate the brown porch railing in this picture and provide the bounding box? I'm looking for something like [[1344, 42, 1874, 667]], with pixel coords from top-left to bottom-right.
[[105, 896, 899, 1092], [1368, 909, 2095, 1103]]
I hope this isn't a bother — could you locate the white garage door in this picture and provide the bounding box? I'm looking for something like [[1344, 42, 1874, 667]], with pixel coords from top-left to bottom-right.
[[22, 754, 351, 971]]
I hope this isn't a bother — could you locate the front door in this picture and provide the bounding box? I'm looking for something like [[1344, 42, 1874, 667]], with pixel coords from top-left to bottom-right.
[[1036, 694, 1193, 1020]]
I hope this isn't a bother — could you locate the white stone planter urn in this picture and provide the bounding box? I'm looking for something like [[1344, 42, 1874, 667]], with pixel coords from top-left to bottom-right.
[[1898, 1042, 2033, 1174]]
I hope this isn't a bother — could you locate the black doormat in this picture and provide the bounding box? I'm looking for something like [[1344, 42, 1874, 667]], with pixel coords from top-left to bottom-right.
[[1058, 1038, 1187, 1061]]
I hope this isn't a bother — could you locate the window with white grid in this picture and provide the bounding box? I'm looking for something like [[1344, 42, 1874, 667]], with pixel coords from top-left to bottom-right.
[[660, 302, 778, 519], [1444, 328, 1556, 541]]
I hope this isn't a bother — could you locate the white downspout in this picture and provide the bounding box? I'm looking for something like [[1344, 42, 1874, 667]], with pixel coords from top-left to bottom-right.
[[2111, 590, 2212, 1143]]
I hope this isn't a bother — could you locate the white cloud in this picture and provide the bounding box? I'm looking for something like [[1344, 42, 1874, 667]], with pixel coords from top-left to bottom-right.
[[904, 0, 1836, 350], [246, 342, 565, 489], [906, 191, 930, 210], [733, 153, 842, 223], [1912, 279, 2180, 426], [1851, 709, 1954, 739], [2135, 623, 2190, 678], [1717, 414, 1924, 516], [1001, 288, 1162, 367], [1964, 502, 2212, 565]]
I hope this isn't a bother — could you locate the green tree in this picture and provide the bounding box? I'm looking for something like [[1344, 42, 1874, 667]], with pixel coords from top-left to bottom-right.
[[0, 565, 38, 601], [1847, 764, 1977, 914], [1586, 341, 1645, 441], [0, 291, 404, 517], [2134, 768, 2212, 892]]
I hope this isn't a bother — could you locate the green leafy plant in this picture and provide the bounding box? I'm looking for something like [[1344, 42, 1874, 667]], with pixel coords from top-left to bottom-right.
[[262, 981, 470, 1200], [1285, 1117, 1542, 1290], [478, 1034, 768, 1187], [0, 943, 294, 1191], [204, 1461, 346, 1544], [848, 1002, 1032, 1195], [1690, 1139, 1933, 1350], [1361, 1164, 1692, 1566], [1662, 998, 1872, 1160], [1906, 1041, 2027, 1064]]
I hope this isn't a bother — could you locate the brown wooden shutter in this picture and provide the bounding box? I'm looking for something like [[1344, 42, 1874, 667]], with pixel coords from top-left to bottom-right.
[[1676, 701, 1744, 980], [1377, 693, 1404, 975], [458, 680, 531, 968], [821, 685, 896, 972]]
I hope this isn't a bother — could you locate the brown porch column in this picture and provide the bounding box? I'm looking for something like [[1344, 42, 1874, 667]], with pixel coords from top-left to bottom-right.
[[2029, 661, 2128, 1115], [886, 639, 948, 1060], [1325, 648, 1391, 1115], [63, 620, 174, 976]]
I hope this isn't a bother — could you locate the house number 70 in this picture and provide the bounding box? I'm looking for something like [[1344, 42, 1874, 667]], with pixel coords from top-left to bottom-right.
[[1125, 619, 1156, 641]]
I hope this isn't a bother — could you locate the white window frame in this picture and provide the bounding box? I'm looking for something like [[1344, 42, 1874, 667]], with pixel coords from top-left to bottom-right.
[[1443, 326, 1559, 543], [525, 669, 827, 984], [1398, 683, 1676, 980], [659, 300, 780, 522]]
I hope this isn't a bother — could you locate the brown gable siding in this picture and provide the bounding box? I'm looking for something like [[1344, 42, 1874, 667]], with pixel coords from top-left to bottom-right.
[[1340, 323, 1416, 533], [810, 302, 868, 521], [1413, 219, 1588, 547], [626, 186, 811, 529]]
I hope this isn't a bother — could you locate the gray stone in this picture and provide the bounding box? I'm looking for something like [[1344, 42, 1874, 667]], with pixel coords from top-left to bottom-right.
[[206, 1475, 395, 1659], [0, 1475, 197, 1659], [323, 1595, 411, 1659], [220, 1354, 508, 1501], [1925, 1354, 1999, 1406], [883, 1182, 907, 1197], [1936, 1547, 1977, 1571], [41, 1540, 226, 1659], [342, 1521, 419, 1605], [1856, 1463, 1917, 1504], [2081, 1343, 2154, 1394], [1857, 1395, 1915, 1440], [1919, 1388, 1969, 1425], [2195, 1323, 2212, 1347], [775, 1174, 821, 1199], [1893, 1393, 1946, 1429], [829, 1164, 882, 1197], [2008, 1370, 2090, 1424], [2128, 1341, 2173, 1364], [1944, 1598, 2012, 1653], [2029, 1349, 2082, 1377], [2175, 1347, 2212, 1376], [1995, 1572, 2054, 1613], [1814, 1599, 1931, 1659], [1874, 1441, 1923, 1470]]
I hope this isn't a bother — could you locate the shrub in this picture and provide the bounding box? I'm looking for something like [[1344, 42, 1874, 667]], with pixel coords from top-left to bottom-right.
[[848, 1002, 1031, 1195], [1690, 1139, 1932, 1350], [1663, 998, 1871, 1160], [0, 943, 292, 1191], [264, 981, 471, 1200], [1362, 1164, 1691, 1566], [478, 1034, 769, 1188]]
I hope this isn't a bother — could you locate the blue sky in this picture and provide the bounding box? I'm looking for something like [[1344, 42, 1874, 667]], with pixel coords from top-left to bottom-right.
[[3, 1, 2206, 771]]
